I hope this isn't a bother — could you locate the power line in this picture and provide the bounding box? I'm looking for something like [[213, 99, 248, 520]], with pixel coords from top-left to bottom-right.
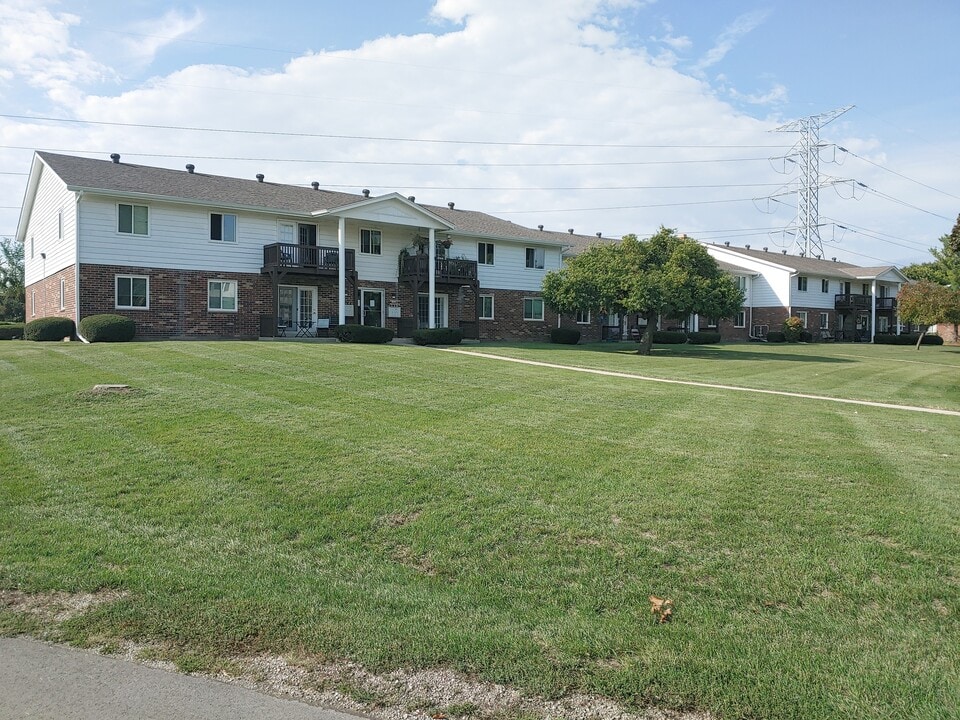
[[837, 146, 960, 201], [495, 197, 756, 214], [0, 114, 787, 150]]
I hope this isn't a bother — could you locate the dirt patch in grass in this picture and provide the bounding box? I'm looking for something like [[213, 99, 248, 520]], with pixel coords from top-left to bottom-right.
[[0, 589, 128, 623]]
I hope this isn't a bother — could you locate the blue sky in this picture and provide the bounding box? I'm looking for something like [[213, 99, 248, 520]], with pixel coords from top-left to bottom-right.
[[2, 0, 958, 266]]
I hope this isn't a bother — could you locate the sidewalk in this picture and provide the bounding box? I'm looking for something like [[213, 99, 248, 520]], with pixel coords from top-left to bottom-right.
[[0, 637, 365, 720]]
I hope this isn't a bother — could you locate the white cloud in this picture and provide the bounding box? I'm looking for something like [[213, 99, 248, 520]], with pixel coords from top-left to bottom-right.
[[0, 1, 113, 99], [121, 8, 205, 66], [693, 9, 771, 74]]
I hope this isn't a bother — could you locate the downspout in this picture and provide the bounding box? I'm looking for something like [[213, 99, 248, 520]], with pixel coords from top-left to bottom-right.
[[74, 191, 89, 343], [870, 279, 877, 343], [337, 216, 346, 326]]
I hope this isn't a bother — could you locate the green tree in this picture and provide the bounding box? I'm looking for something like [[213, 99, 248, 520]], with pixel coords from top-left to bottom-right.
[[542, 228, 744, 355], [902, 213, 960, 288], [897, 280, 960, 349], [0, 237, 24, 322]]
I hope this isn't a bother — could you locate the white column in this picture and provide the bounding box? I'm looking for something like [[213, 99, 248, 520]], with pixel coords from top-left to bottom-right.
[[338, 216, 346, 326], [428, 228, 436, 328], [896, 282, 901, 335], [870, 279, 877, 342]]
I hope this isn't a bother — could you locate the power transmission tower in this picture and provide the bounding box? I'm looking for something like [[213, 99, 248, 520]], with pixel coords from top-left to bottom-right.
[[773, 105, 853, 257]]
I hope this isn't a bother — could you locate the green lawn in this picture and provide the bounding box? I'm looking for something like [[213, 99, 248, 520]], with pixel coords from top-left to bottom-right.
[[1, 340, 958, 720]]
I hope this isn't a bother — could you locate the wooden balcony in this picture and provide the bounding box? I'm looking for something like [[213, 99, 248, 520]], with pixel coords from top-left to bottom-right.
[[262, 243, 355, 275], [834, 294, 897, 312], [399, 254, 478, 283]]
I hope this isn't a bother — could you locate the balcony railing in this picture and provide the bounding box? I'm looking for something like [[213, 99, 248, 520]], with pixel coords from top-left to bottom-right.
[[834, 293, 897, 312], [399, 254, 478, 282], [262, 243, 355, 273]]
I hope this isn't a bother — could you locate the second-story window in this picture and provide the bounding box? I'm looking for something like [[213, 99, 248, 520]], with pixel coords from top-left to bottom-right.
[[360, 228, 382, 255], [797, 275, 808, 291], [821, 279, 829, 293], [478, 242, 495, 265], [210, 213, 237, 242], [525, 247, 544, 269], [118, 203, 149, 235]]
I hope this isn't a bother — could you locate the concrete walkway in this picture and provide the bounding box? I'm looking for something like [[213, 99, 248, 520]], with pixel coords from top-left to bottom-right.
[[0, 637, 365, 720]]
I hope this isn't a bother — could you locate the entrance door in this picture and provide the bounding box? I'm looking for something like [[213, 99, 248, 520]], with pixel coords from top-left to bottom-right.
[[279, 285, 316, 330], [278, 286, 296, 329], [417, 294, 448, 328], [360, 289, 384, 327]]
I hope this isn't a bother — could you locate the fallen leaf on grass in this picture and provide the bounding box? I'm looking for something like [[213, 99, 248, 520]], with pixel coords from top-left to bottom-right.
[[649, 595, 673, 623]]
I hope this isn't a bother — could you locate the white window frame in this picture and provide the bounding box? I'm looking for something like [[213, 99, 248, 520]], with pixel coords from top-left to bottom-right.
[[118, 203, 149, 236], [735, 275, 747, 291], [575, 309, 590, 324], [360, 228, 382, 255], [31, 290, 36, 316], [478, 242, 495, 265], [525, 247, 545, 269], [208, 279, 238, 312], [734, 310, 746, 328], [210, 212, 238, 243], [523, 297, 544, 321], [115, 275, 150, 310], [59, 278, 65, 310], [57, 209, 63, 240], [797, 276, 808, 292], [797, 311, 808, 328], [30, 236, 34, 259], [479, 294, 494, 320], [819, 312, 829, 330]]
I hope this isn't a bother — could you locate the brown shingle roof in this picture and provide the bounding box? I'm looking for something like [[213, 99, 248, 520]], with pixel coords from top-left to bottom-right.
[[706, 243, 900, 279]]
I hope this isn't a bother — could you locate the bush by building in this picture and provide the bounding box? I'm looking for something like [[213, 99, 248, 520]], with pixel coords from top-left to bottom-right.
[[0, 322, 24, 340], [78, 314, 136, 342], [412, 327, 464, 345], [550, 327, 581, 344], [23, 317, 75, 341], [766, 331, 786, 343], [686, 331, 721, 344], [335, 324, 394, 344], [874, 333, 944, 346], [651, 330, 687, 344]]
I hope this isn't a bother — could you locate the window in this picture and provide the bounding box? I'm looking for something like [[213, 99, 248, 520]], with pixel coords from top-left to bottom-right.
[[479, 295, 494, 319], [298, 223, 317, 246], [523, 297, 544, 321], [478, 242, 495, 265], [575, 309, 591, 324], [360, 228, 382, 255], [797, 276, 808, 292], [819, 312, 829, 330], [862, 283, 870, 295], [734, 275, 747, 291], [735, 310, 746, 328], [30, 236, 34, 259], [525, 247, 545, 269], [115, 275, 149, 309], [59, 278, 65, 310], [57, 209, 63, 240], [821, 279, 829, 293], [118, 203, 149, 235], [208, 280, 237, 312], [796, 311, 808, 328], [210, 213, 237, 242], [31, 290, 36, 316]]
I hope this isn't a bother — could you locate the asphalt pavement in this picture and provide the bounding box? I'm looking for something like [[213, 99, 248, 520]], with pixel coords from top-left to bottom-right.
[[0, 637, 365, 720]]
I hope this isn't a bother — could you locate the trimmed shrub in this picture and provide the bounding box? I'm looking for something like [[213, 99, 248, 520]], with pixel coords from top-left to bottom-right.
[[799, 330, 814, 343], [550, 327, 581, 345], [335, 324, 394, 344], [23, 317, 75, 341], [766, 331, 786, 343], [412, 327, 464, 345], [874, 333, 945, 346], [651, 330, 687, 344], [79, 314, 136, 342], [783, 316, 804, 342], [0, 322, 24, 340], [686, 331, 721, 345]]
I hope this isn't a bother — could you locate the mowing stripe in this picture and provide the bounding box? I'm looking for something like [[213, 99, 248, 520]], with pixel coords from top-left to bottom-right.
[[437, 348, 960, 418]]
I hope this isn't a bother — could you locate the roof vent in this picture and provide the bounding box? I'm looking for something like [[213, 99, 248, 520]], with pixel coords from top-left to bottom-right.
[[448, 201, 455, 209], [538, 225, 544, 231], [782, 250, 787, 254], [185, 163, 195, 174], [763, 246, 768, 252], [568, 228, 574, 234], [110, 153, 120, 164], [724, 241, 730, 247], [832, 257, 837, 262], [815, 254, 821, 259], [744, 244, 750, 249], [362, 189, 370, 198], [311, 181, 319, 190], [256, 173, 265, 183], [408, 196, 415, 202], [799, 251, 805, 257], [596, 232, 602, 238]]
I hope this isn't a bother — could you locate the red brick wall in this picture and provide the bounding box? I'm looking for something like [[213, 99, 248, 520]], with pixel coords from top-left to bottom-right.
[[79, 264, 272, 339], [25, 265, 76, 323], [478, 289, 556, 341]]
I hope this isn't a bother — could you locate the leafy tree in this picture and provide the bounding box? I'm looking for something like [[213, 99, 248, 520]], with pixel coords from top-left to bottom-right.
[[902, 213, 960, 288], [542, 228, 744, 355], [897, 280, 960, 349], [0, 237, 24, 322]]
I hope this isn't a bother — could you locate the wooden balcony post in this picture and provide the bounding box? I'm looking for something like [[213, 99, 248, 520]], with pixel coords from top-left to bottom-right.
[[428, 228, 436, 328]]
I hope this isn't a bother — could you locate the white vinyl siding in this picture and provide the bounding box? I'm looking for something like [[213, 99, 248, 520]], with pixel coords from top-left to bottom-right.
[[22, 163, 77, 287]]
